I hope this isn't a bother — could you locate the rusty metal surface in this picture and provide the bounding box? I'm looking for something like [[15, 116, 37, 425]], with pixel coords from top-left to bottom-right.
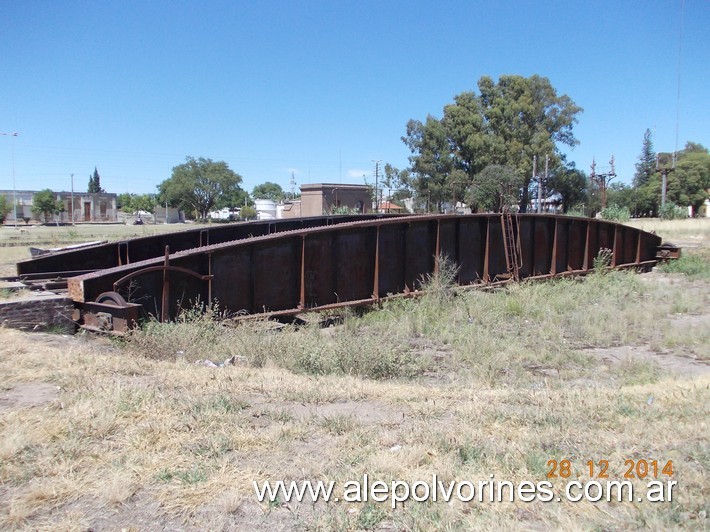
[[16, 214, 398, 276], [62, 214, 664, 331]]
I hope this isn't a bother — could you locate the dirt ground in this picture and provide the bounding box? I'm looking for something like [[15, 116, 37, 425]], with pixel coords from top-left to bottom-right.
[[0, 219, 708, 530]]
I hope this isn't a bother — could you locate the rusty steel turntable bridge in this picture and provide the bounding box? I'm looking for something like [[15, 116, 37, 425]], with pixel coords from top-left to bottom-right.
[[13, 214, 675, 334]]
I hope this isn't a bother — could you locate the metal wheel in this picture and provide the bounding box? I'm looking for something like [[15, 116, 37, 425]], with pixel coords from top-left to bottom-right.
[[95, 291, 128, 306]]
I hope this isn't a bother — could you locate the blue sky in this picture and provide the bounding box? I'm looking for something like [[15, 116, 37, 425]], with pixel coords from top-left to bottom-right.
[[1, 1, 707, 196]]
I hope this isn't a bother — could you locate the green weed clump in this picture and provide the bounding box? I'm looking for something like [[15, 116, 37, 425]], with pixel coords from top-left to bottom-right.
[[592, 247, 613, 272], [659, 251, 710, 279], [659, 202, 687, 220], [599, 204, 631, 222]]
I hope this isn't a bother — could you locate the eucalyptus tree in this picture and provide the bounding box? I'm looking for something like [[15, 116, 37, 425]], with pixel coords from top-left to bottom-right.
[[403, 75, 582, 212]]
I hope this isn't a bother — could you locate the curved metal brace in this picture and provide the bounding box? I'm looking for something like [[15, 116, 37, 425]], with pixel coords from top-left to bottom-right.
[[112, 265, 212, 292]]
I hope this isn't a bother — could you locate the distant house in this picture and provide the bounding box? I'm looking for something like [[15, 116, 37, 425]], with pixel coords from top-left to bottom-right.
[[529, 192, 563, 214], [300, 183, 371, 217], [378, 200, 405, 214], [0, 190, 118, 223]]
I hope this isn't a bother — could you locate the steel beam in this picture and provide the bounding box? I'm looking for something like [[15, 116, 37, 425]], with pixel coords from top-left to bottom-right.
[[66, 214, 663, 332]]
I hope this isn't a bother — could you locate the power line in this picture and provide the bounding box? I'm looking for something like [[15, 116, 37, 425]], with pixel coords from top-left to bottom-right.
[[674, 0, 684, 156]]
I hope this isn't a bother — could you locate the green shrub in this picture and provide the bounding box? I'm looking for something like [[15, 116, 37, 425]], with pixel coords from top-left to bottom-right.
[[599, 204, 630, 222], [659, 202, 687, 220], [240, 206, 257, 220], [659, 252, 710, 279], [592, 247, 613, 272]]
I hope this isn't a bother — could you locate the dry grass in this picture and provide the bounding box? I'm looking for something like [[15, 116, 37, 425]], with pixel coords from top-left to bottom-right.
[[0, 219, 708, 530], [628, 217, 710, 246]]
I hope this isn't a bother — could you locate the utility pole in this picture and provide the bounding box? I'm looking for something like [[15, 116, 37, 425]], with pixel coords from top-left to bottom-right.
[[656, 153, 675, 210], [533, 156, 541, 214], [70, 173, 75, 225], [1, 132, 18, 227], [372, 160, 381, 213], [543, 155, 549, 213], [289, 171, 297, 199], [590, 155, 616, 210]]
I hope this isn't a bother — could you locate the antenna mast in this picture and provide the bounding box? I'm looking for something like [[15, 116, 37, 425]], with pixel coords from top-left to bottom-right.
[[289, 171, 297, 199]]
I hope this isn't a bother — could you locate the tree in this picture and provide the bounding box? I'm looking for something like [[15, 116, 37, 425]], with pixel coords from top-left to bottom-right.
[[158, 157, 245, 219], [117, 193, 157, 214], [442, 91, 490, 182], [666, 146, 710, 214], [547, 162, 588, 213], [633, 129, 656, 188], [635, 142, 709, 217], [402, 75, 582, 212], [0, 195, 10, 223], [465, 165, 523, 212], [32, 189, 64, 222], [117, 192, 133, 212], [479, 75, 582, 212], [131, 194, 158, 214], [383, 163, 412, 201], [606, 183, 636, 214], [401, 116, 465, 211], [88, 167, 103, 193], [683, 141, 707, 154], [252, 182, 285, 201], [217, 187, 251, 210], [240, 205, 257, 220]]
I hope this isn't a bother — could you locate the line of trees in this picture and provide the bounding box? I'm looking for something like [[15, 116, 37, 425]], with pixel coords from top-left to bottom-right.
[[65, 83, 709, 222], [117, 193, 158, 215], [606, 133, 709, 217], [388, 75, 584, 213]]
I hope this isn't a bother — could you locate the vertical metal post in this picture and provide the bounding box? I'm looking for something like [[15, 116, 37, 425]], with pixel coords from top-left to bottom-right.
[[483, 217, 490, 283], [299, 236, 306, 309], [118, 242, 130, 266], [434, 219, 441, 274], [70, 173, 75, 225], [582, 220, 591, 271], [372, 226, 380, 299], [161, 246, 170, 323], [550, 218, 558, 275], [207, 252, 213, 304]]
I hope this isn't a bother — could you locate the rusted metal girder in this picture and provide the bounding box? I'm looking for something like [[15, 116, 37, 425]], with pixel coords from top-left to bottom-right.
[[15, 214, 397, 277], [60, 214, 664, 333]]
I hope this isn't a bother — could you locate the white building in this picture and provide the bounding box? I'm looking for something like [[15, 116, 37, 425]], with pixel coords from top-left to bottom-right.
[[0, 190, 118, 223]]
